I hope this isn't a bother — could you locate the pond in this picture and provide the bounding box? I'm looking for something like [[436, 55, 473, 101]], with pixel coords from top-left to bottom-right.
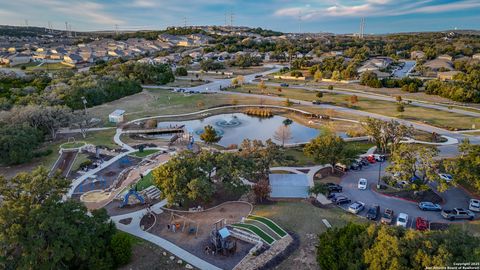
[[156, 113, 321, 147]]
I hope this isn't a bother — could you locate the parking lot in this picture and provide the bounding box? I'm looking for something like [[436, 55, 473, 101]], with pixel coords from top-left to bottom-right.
[[335, 161, 475, 228]]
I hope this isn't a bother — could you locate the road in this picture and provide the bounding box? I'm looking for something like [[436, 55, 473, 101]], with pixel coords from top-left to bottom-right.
[[339, 162, 474, 226]]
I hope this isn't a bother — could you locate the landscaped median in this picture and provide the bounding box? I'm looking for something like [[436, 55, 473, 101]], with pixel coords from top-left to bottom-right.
[[231, 223, 276, 245], [247, 215, 288, 238]]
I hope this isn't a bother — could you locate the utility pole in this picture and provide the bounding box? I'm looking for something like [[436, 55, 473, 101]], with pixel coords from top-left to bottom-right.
[[65, 21, 69, 36], [81, 96, 88, 115], [115, 24, 119, 35], [24, 19, 29, 27], [359, 17, 366, 38], [224, 11, 227, 26], [298, 11, 302, 33], [230, 11, 234, 27], [183, 17, 187, 28]]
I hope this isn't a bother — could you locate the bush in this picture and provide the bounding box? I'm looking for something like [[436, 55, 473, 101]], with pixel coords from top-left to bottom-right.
[[33, 149, 53, 158], [79, 159, 93, 169], [145, 119, 158, 129], [328, 85, 334, 90], [175, 67, 188, 76], [110, 232, 133, 267]]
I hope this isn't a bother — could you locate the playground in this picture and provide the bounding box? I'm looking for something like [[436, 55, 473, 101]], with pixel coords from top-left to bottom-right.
[[149, 201, 254, 270]]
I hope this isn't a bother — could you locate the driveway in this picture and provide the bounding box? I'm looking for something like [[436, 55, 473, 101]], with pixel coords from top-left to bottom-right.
[[338, 162, 474, 226]]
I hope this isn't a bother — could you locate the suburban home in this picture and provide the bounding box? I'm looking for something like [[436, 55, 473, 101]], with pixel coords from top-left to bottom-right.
[[0, 53, 32, 66], [424, 58, 454, 71], [410, 50, 426, 60], [437, 71, 461, 81], [358, 57, 393, 73], [472, 53, 480, 60], [63, 53, 83, 65], [437, 54, 453, 61]]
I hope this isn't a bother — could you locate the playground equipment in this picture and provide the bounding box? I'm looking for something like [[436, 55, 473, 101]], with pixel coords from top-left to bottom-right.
[[187, 135, 195, 150], [209, 218, 237, 256], [120, 187, 145, 208], [168, 212, 199, 236]]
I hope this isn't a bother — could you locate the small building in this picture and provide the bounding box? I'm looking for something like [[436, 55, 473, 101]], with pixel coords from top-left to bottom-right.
[[410, 51, 425, 60], [437, 71, 461, 81], [472, 53, 480, 60], [269, 173, 309, 199], [109, 109, 126, 123]]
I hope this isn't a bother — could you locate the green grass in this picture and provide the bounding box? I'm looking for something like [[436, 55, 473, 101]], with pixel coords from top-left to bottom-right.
[[26, 62, 72, 71], [60, 141, 86, 149], [130, 149, 160, 158], [247, 215, 288, 237], [136, 171, 154, 191], [70, 153, 90, 172], [231, 223, 275, 245], [233, 85, 480, 130]]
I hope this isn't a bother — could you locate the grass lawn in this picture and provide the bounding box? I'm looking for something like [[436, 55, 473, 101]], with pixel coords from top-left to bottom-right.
[[247, 215, 288, 237], [136, 171, 154, 191], [130, 149, 160, 158], [233, 85, 480, 130], [70, 153, 90, 172], [253, 201, 367, 270], [26, 62, 72, 71], [231, 223, 276, 244]]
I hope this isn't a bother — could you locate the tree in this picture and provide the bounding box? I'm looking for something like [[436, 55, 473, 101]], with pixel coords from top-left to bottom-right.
[[314, 70, 323, 82], [316, 91, 323, 99], [284, 98, 293, 107], [71, 112, 99, 138], [309, 182, 328, 197], [396, 103, 405, 113], [199, 125, 222, 144], [444, 139, 480, 192], [361, 118, 413, 154], [196, 101, 205, 109], [282, 118, 293, 126], [0, 167, 123, 269], [396, 95, 403, 102], [175, 66, 188, 76], [236, 75, 245, 86], [349, 95, 359, 106], [331, 70, 341, 81], [258, 80, 267, 94], [273, 124, 293, 146], [0, 123, 43, 165], [252, 179, 271, 203], [304, 133, 354, 173], [386, 143, 418, 182], [187, 178, 215, 201], [328, 85, 334, 90], [110, 233, 133, 267], [360, 71, 382, 88], [239, 139, 285, 181]]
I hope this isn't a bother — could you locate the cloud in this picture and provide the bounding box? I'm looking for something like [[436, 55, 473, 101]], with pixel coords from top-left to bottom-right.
[[131, 0, 157, 8], [274, 0, 480, 20]]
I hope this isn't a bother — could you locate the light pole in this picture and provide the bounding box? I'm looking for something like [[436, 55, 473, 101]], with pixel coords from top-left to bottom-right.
[[81, 96, 87, 115], [377, 157, 382, 189]]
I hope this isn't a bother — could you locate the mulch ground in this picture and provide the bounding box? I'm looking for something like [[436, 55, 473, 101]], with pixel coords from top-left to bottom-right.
[[379, 189, 443, 204]]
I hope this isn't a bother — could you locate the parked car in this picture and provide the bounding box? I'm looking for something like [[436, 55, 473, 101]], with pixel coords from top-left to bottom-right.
[[359, 157, 370, 166], [418, 201, 442, 211], [469, 199, 480, 212], [396, 213, 409, 228], [280, 83, 289, 87], [312, 100, 321, 105], [348, 201, 365, 214], [415, 217, 429, 231], [438, 173, 453, 183], [366, 205, 380, 220], [326, 183, 343, 193], [334, 164, 348, 172], [358, 178, 368, 190], [350, 160, 362, 170], [371, 154, 385, 162], [332, 195, 351, 205], [380, 208, 394, 225], [367, 155, 376, 163], [441, 208, 475, 221]]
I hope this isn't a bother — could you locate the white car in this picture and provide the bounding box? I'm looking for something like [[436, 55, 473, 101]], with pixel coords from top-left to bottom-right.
[[348, 201, 365, 214], [396, 213, 409, 228], [469, 199, 480, 212], [438, 173, 453, 183], [358, 178, 368, 190]]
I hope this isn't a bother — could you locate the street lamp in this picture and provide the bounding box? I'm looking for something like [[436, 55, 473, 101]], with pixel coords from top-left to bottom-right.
[[377, 160, 382, 189], [81, 96, 87, 115]]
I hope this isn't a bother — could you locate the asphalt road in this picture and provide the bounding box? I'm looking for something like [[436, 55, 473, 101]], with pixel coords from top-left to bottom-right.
[[338, 162, 474, 226]]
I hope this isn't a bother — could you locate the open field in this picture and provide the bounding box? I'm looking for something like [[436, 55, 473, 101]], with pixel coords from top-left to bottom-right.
[[233, 85, 480, 130], [26, 62, 73, 71], [253, 201, 367, 270]]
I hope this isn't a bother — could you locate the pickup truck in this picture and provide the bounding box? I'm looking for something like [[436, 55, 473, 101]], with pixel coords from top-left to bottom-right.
[[441, 208, 475, 221], [380, 208, 394, 224]]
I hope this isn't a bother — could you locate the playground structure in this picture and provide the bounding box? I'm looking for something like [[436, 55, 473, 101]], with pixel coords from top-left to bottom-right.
[[168, 212, 199, 237], [209, 218, 237, 256], [120, 187, 146, 208]]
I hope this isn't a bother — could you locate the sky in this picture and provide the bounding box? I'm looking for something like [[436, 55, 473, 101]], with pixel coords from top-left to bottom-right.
[[1, 0, 480, 33]]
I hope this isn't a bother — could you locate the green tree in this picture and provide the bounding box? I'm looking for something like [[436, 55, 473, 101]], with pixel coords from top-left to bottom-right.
[[309, 182, 328, 197], [316, 91, 323, 99], [304, 133, 354, 173], [0, 123, 43, 165], [314, 70, 323, 82], [331, 70, 341, 81], [444, 139, 480, 192], [0, 167, 121, 269], [110, 233, 133, 267], [397, 103, 405, 113], [175, 66, 188, 76], [199, 125, 222, 144]]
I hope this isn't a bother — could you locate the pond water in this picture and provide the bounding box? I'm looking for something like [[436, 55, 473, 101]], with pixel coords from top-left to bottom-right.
[[156, 113, 321, 147]]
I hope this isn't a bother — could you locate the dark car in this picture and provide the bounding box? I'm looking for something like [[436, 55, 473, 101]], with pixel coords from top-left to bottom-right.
[[359, 157, 370, 166], [366, 205, 380, 220], [312, 100, 321, 105], [326, 183, 343, 193], [332, 195, 351, 205], [350, 161, 361, 170], [280, 83, 289, 87]]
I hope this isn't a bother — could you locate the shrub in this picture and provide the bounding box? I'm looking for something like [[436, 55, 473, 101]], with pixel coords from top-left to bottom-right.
[[145, 119, 158, 129], [110, 232, 133, 267], [175, 67, 188, 76]]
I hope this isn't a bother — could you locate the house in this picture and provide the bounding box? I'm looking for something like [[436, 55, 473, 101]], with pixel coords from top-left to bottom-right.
[[423, 59, 453, 71], [269, 174, 309, 199], [63, 53, 83, 65], [410, 51, 425, 60], [358, 57, 393, 73], [109, 109, 125, 123], [472, 53, 480, 60], [437, 54, 453, 61], [0, 53, 32, 66], [437, 71, 461, 81]]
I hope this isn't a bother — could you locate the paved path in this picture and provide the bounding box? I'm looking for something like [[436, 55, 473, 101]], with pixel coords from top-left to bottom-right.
[[110, 200, 222, 270], [57, 127, 115, 134]]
